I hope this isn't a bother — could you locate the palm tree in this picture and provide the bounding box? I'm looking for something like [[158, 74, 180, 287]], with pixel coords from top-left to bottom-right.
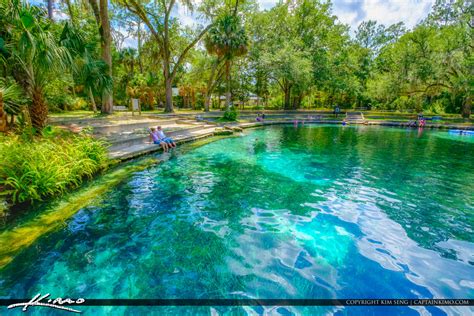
[[79, 55, 112, 113], [60, 22, 112, 113], [0, 80, 23, 131], [119, 47, 138, 75], [205, 14, 248, 110], [5, 0, 71, 130]]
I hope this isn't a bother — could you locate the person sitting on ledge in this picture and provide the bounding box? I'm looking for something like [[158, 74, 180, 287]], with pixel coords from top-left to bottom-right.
[[149, 128, 169, 152], [157, 126, 176, 148], [418, 118, 426, 127]]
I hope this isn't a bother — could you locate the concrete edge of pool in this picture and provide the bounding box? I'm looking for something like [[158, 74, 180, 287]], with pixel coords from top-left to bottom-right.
[[110, 119, 474, 162]]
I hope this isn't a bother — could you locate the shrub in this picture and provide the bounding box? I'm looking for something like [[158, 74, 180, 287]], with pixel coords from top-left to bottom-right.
[[390, 96, 421, 112], [0, 128, 109, 204], [222, 106, 238, 121], [428, 99, 447, 114]]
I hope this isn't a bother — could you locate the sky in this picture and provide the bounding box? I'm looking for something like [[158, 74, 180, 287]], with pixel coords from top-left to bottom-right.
[[328, 0, 434, 32], [36, 0, 436, 48], [175, 0, 435, 31], [169, 0, 435, 41]]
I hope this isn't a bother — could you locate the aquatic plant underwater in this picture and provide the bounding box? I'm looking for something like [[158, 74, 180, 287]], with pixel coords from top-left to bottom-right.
[[0, 125, 473, 315]]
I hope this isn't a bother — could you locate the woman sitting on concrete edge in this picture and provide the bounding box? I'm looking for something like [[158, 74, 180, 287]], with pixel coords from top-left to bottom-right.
[[149, 127, 169, 152], [156, 126, 176, 148]]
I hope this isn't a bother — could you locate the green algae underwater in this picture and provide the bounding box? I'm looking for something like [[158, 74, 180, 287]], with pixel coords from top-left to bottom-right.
[[0, 135, 234, 269], [0, 125, 472, 315]]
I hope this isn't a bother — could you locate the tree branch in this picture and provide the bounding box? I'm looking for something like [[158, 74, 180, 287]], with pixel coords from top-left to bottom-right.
[[171, 24, 212, 80], [123, 0, 165, 51]]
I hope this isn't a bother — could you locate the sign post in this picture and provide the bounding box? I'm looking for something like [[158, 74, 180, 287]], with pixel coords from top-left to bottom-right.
[[131, 98, 141, 116]]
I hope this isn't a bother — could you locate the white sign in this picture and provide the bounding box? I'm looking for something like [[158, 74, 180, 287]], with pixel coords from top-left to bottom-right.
[[172, 88, 179, 96], [132, 98, 140, 111]]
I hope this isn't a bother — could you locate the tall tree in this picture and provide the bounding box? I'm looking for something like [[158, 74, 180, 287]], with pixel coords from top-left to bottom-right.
[[117, 0, 214, 112], [3, 1, 71, 130], [46, 0, 53, 20], [60, 23, 112, 114], [205, 14, 248, 110], [88, 0, 114, 113], [263, 44, 312, 109]]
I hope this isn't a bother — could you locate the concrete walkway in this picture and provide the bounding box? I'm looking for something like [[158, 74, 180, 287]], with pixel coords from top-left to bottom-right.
[[110, 118, 474, 161], [51, 113, 474, 162], [109, 126, 218, 160]]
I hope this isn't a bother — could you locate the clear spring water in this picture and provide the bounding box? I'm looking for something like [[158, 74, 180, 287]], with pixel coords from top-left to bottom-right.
[[1, 125, 473, 315]]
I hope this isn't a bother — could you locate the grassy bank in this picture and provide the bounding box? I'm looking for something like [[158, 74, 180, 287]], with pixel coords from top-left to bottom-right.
[[0, 156, 163, 268], [0, 128, 109, 211]]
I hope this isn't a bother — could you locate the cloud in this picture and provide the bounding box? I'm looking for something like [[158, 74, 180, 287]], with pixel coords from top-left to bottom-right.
[[257, 0, 279, 10], [332, 0, 434, 32], [123, 37, 138, 49], [332, 0, 367, 26], [256, 0, 434, 33], [174, 3, 198, 27]]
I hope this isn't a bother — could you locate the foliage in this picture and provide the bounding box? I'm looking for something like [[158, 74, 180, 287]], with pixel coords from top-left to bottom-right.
[[1, 0, 72, 129], [0, 0, 472, 118], [0, 79, 25, 116], [222, 106, 238, 121], [205, 12, 248, 109], [205, 14, 248, 60], [0, 128, 108, 204]]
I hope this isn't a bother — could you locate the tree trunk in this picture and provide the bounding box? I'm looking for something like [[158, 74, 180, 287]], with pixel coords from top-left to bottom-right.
[[137, 21, 143, 73], [225, 60, 231, 110], [64, 0, 75, 25], [204, 57, 221, 113], [88, 87, 97, 113], [293, 93, 303, 109], [99, 0, 113, 114], [164, 78, 173, 112], [462, 95, 471, 119], [204, 93, 211, 112], [30, 87, 48, 130], [47, 0, 53, 20], [284, 85, 292, 110], [0, 92, 7, 132]]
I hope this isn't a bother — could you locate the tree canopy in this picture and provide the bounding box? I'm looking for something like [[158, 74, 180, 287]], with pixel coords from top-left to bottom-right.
[[0, 0, 472, 129]]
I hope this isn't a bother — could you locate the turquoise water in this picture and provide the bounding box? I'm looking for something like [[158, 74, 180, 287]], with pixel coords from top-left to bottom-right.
[[1, 125, 473, 315]]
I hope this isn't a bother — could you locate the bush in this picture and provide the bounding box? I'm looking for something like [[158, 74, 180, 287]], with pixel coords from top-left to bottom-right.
[[252, 105, 265, 110], [44, 78, 78, 112], [389, 96, 422, 112], [0, 128, 109, 204], [428, 99, 447, 114], [222, 106, 238, 121]]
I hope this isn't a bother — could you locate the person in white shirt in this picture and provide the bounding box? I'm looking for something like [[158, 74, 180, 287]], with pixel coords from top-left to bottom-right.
[[156, 126, 176, 148]]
